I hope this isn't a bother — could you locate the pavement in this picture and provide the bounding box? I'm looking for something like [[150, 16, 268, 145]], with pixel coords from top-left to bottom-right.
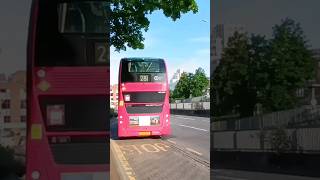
[[110, 115, 210, 180]]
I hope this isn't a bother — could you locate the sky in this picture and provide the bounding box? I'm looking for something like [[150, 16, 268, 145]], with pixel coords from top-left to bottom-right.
[[214, 0, 320, 48], [110, 0, 210, 85]]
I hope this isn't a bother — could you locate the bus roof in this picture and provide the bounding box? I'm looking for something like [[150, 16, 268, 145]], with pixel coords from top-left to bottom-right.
[[121, 57, 164, 61]]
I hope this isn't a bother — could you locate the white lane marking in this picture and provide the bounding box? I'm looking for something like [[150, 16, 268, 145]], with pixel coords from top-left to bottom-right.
[[214, 176, 247, 180], [186, 147, 202, 156], [178, 124, 208, 132], [172, 115, 210, 122], [167, 140, 176, 144]]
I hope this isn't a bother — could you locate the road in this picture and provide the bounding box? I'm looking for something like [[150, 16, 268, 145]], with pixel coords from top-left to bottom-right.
[[168, 115, 210, 162], [110, 114, 210, 180], [211, 169, 320, 180]]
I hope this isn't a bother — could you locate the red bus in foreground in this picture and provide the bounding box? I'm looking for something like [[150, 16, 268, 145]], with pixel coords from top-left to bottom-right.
[[26, 0, 109, 179], [118, 58, 171, 137]]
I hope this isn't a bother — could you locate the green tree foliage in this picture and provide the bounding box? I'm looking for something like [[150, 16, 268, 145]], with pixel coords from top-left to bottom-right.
[[110, 0, 198, 51], [191, 68, 209, 97], [212, 18, 315, 118], [172, 68, 209, 100], [0, 145, 24, 178], [172, 72, 194, 99], [264, 18, 314, 111]]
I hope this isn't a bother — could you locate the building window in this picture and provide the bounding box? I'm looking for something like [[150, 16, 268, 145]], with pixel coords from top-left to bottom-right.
[[0, 89, 6, 93], [20, 100, 27, 109], [4, 116, 11, 123], [21, 116, 27, 122], [2, 99, 10, 109]]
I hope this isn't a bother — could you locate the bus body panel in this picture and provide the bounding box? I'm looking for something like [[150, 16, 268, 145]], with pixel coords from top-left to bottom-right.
[[26, 0, 109, 179], [117, 58, 171, 137]]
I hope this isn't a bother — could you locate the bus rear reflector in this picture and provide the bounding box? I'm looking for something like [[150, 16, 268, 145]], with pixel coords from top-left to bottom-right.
[[31, 124, 42, 140], [37, 80, 50, 91], [47, 105, 65, 126], [119, 100, 124, 107]]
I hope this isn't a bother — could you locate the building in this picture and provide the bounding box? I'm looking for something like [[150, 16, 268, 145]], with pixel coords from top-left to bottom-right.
[[0, 71, 26, 155], [212, 24, 246, 71], [110, 84, 118, 110], [169, 69, 184, 90]]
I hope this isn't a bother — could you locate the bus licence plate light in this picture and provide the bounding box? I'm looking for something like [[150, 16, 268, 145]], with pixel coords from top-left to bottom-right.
[[47, 105, 65, 126]]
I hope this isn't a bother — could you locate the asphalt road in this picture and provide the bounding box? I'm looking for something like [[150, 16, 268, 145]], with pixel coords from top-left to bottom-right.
[[110, 114, 210, 180], [169, 115, 210, 162], [211, 169, 320, 180]]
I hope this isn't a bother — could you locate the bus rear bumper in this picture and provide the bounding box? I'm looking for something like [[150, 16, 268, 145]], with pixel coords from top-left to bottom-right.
[[118, 127, 170, 138]]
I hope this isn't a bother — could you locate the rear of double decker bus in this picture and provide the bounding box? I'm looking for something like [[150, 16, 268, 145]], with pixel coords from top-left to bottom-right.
[[26, 0, 109, 179], [118, 58, 171, 138]]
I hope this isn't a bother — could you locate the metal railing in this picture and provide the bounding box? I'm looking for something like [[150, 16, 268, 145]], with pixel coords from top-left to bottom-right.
[[170, 102, 210, 110]]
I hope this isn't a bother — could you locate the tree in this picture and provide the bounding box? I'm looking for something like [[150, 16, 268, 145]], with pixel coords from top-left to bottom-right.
[[212, 18, 315, 118], [110, 0, 198, 51], [172, 72, 193, 99], [212, 32, 255, 117], [191, 68, 209, 97], [263, 18, 314, 111]]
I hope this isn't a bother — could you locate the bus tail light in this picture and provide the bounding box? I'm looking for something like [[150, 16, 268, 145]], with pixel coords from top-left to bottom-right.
[[31, 170, 40, 179], [151, 116, 160, 125], [47, 105, 65, 126], [37, 69, 46, 78], [129, 116, 139, 126]]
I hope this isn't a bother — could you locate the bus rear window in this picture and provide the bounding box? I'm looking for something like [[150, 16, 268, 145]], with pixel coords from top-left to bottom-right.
[[127, 61, 165, 73], [121, 60, 166, 82], [34, 0, 108, 67]]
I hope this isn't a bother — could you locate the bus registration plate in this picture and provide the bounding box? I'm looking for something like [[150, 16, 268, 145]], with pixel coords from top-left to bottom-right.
[[139, 131, 151, 136]]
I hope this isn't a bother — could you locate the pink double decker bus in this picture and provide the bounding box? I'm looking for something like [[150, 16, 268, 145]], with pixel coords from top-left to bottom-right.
[[117, 58, 171, 138], [26, 0, 109, 179]]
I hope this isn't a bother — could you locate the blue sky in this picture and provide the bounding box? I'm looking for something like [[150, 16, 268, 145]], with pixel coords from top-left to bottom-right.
[[110, 0, 210, 85]]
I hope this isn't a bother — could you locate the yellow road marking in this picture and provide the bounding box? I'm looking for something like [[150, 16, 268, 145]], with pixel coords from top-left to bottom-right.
[[111, 140, 136, 180]]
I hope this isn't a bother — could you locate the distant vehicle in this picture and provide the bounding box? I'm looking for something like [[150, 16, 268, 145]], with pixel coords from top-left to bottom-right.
[[118, 58, 171, 137], [26, 0, 109, 179]]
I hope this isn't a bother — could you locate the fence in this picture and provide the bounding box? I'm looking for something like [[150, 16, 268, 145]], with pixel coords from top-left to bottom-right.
[[212, 105, 320, 131], [212, 105, 320, 153], [212, 128, 320, 153], [170, 102, 210, 110]]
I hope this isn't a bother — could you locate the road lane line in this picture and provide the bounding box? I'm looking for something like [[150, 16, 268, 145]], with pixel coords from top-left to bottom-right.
[[167, 139, 176, 144], [172, 116, 210, 122], [186, 147, 202, 156], [178, 124, 208, 132]]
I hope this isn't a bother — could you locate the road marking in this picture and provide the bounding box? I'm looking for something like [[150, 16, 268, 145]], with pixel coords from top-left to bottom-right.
[[214, 176, 247, 180], [111, 140, 136, 180], [141, 144, 161, 153], [178, 124, 208, 132], [167, 139, 176, 144], [186, 147, 202, 156], [172, 115, 210, 122]]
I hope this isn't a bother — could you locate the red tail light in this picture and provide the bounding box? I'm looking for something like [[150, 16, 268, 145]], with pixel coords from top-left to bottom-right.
[[47, 105, 65, 126]]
